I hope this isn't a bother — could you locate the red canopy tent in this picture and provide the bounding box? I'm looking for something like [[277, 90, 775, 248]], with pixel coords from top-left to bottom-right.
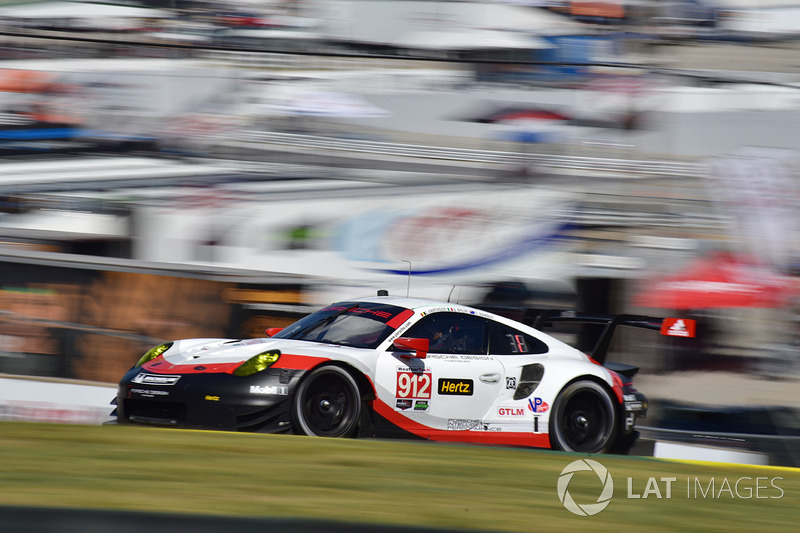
[[633, 252, 797, 309]]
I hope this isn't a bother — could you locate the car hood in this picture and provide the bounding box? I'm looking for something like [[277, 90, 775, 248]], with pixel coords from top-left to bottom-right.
[[162, 337, 355, 366]]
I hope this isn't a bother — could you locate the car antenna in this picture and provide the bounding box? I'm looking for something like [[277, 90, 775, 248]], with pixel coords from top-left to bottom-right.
[[447, 285, 456, 303], [402, 260, 412, 297]]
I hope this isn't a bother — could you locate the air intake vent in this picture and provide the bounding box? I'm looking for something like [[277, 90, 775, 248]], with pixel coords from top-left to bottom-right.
[[513, 363, 544, 400]]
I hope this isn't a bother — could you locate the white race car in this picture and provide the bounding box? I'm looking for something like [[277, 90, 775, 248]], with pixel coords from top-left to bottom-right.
[[114, 293, 694, 454]]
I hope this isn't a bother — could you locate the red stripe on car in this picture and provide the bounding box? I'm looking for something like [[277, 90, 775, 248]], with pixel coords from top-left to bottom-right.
[[271, 354, 330, 371], [373, 399, 550, 448], [609, 371, 625, 403], [386, 309, 414, 329], [143, 359, 240, 374], [142, 353, 330, 374]]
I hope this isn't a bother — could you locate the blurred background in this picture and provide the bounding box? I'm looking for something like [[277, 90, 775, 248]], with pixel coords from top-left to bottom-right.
[[0, 0, 798, 464]]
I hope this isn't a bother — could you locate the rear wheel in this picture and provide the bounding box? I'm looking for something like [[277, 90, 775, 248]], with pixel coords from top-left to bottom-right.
[[292, 365, 362, 438], [550, 380, 617, 454]]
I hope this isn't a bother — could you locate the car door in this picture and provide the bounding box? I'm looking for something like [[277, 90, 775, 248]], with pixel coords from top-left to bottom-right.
[[375, 312, 505, 432], [487, 320, 551, 432]]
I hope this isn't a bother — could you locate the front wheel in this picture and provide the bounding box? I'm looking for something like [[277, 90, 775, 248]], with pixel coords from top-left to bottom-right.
[[549, 380, 618, 454], [292, 365, 362, 438]]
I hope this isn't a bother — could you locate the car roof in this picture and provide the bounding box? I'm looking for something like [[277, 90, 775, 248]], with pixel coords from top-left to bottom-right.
[[349, 294, 581, 355]]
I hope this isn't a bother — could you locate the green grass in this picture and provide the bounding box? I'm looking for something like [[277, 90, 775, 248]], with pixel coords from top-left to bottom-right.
[[0, 422, 797, 531]]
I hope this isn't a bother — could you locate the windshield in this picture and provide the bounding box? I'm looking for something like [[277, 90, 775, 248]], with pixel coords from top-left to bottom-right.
[[273, 301, 412, 349]]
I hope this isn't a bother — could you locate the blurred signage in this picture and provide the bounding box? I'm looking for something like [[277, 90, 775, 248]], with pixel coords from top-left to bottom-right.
[[705, 147, 799, 270], [570, 1, 624, 19]]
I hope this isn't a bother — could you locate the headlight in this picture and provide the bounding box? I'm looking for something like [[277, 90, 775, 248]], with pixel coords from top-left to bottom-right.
[[234, 350, 281, 377], [135, 342, 173, 367]]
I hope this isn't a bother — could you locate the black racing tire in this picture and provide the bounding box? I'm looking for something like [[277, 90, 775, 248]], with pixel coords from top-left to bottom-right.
[[549, 380, 618, 454], [292, 365, 362, 438]]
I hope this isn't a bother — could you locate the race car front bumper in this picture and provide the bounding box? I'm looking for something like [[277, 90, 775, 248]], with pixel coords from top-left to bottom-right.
[[114, 367, 305, 432]]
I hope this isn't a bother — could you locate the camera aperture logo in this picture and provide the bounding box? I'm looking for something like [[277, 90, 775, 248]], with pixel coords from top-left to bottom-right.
[[557, 459, 614, 516]]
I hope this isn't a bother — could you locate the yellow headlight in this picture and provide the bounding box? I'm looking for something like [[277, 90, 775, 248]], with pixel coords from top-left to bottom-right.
[[135, 342, 173, 367], [233, 350, 281, 377]]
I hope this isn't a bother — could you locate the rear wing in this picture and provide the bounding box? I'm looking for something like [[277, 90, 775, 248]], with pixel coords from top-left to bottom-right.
[[528, 310, 696, 365]]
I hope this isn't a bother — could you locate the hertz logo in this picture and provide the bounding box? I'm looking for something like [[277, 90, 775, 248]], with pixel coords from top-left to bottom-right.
[[438, 378, 473, 396]]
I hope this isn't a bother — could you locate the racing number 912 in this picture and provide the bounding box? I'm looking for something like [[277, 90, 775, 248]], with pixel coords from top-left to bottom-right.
[[396, 371, 431, 399]]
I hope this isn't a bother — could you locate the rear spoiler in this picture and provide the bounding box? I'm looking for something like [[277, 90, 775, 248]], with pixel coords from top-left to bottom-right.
[[528, 310, 695, 365]]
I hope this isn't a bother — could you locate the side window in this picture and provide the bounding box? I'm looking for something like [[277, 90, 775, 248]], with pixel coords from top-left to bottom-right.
[[487, 322, 548, 355], [403, 312, 487, 355]]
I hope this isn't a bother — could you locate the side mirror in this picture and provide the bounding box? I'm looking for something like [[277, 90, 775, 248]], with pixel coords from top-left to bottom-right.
[[265, 327, 284, 337], [393, 337, 429, 359]]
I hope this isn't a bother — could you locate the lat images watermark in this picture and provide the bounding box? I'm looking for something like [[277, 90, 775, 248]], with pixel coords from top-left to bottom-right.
[[557, 460, 785, 516], [557, 459, 614, 516]]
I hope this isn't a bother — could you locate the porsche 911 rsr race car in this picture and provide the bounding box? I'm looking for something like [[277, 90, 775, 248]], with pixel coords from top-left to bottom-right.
[[113, 294, 695, 454]]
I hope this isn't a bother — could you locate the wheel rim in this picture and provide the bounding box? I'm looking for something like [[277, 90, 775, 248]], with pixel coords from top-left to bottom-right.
[[558, 389, 614, 452], [299, 370, 359, 437]]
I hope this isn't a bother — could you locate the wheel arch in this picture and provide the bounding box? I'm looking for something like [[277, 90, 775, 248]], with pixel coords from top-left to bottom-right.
[[291, 361, 369, 438], [534, 358, 617, 408], [303, 360, 376, 401], [555, 373, 626, 422], [559, 373, 618, 403]]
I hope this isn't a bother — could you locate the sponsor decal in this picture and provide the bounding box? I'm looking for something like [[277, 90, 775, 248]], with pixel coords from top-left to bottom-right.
[[624, 401, 644, 412], [396, 364, 429, 372], [204, 395, 220, 401], [396, 370, 432, 399], [661, 318, 696, 338], [413, 400, 429, 411], [130, 389, 169, 397], [461, 355, 493, 361], [447, 418, 480, 430], [528, 397, 549, 413], [386, 317, 416, 343], [497, 406, 525, 417], [506, 376, 517, 389], [321, 304, 398, 321], [438, 378, 473, 396], [446, 419, 500, 431], [419, 307, 493, 318], [623, 394, 647, 413], [396, 399, 413, 410], [132, 373, 180, 386], [249, 385, 288, 395], [426, 354, 463, 361], [424, 354, 492, 363]]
